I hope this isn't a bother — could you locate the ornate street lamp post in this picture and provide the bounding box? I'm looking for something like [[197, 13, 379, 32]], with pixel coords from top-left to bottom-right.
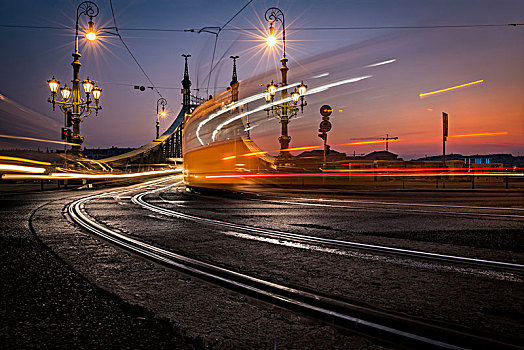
[[263, 7, 307, 166], [156, 98, 167, 140], [47, 1, 102, 157]]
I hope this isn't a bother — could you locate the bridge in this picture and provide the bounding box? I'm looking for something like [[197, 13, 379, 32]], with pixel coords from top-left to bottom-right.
[[98, 56, 204, 170]]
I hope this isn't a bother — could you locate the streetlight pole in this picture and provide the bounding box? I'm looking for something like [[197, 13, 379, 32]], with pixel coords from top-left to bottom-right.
[[156, 98, 167, 140], [47, 1, 102, 158], [263, 7, 307, 166]]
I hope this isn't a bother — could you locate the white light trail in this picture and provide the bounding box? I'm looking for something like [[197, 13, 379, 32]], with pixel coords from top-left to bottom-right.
[[0, 164, 46, 173], [311, 72, 329, 78], [366, 59, 396, 68], [207, 75, 372, 143], [49, 168, 180, 179], [195, 82, 302, 146]]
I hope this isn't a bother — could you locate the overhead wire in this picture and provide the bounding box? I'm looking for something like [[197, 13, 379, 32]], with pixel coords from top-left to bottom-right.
[[1, 23, 521, 32], [97, 80, 228, 90], [204, 0, 254, 96], [108, 0, 163, 99]]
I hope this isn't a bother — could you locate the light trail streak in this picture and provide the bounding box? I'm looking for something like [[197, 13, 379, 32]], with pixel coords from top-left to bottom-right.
[[341, 139, 400, 146], [280, 146, 321, 152], [49, 169, 180, 179], [221, 146, 321, 161], [0, 156, 51, 166], [221, 155, 237, 160], [243, 151, 268, 156], [195, 82, 301, 146], [366, 59, 396, 67], [419, 80, 484, 98], [450, 132, 508, 138], [323, 167, 519, 173], [209, 75, 371, 142], [0, 133, 78, 146], [0, 164, 46, 173], [195, 75, 371, 145], [205, 171, 523, 180]]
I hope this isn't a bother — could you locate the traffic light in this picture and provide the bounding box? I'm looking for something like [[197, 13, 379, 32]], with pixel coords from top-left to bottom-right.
[[66, 110, 72, 127], [61, 128, 72, 143]]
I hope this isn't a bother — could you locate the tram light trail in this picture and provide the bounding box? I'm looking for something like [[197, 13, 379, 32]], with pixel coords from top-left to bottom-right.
[[218, 128, 509, 164], [281, 146, 321, 152], [450, 132, 508, 138], [0, 164, 46, 173], [196, 75, 371, 145], [0, 156, 51, 166], [243, 151, 269, 157], [419, 80, 484, 98], [221, 146, 321, 161], [205, 169, 523, 180], [0, 133, 78, 146], [341, 139, 401, 146], [52, 169, 178, 179], [322, 167, 518, 173]]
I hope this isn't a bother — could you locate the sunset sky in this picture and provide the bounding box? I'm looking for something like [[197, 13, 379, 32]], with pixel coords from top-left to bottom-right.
[[0, 0, 522, 159]]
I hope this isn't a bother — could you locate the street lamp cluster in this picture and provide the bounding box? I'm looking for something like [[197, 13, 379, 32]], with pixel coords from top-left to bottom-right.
[[262, 7, 307, 165], [264, 80, 307, 106], [48, 76, 102, 112], [46, 1, 102, 157]]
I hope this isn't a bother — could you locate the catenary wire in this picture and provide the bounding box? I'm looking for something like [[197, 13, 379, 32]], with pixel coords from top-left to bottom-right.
[[108, 0, 163, 99], [1, 23, 521, 32]]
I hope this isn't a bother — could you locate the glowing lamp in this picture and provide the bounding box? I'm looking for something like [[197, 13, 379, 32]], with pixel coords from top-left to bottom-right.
[[267, 81, 277, 96], [48, 76, 59, 93], [266, 24, 277, 46], [264, 91, 272, 102], [82, 78, 94, 94], [60, 85, 71, 101], [85, 20, 97, 41], [291, 89, 300, 103], [86, 32, 97, 41], [266, 35, 277, 47], [92, 86, 102, 100], [298, 81, 307, 96]]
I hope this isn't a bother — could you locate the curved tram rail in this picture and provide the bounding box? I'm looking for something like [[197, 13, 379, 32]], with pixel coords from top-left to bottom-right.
[[133, 184, 524, 274], [67, 178, 522, 349]]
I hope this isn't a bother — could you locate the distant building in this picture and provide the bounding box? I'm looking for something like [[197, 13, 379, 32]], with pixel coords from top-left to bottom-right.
[[83, 146, 136, 160], [414, 153, 524, 167], [294, 149, 401, 170], [357, 150, 401, 161]]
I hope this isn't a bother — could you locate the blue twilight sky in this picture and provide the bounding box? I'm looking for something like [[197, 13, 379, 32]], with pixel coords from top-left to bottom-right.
[[0, 0, 522, 159]]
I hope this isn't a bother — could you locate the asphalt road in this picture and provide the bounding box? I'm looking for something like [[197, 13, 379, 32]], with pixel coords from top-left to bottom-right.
[[1, 177, 523, 348]]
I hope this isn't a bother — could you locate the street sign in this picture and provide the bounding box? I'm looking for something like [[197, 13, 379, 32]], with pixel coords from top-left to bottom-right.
[[319, 120, 332, 132], [320, 105, 333, 117], [442, 112, 448, 139]]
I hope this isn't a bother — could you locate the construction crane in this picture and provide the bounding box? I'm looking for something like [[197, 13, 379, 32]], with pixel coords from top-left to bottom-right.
[[382, 134, 398, 152], [347, 134, 399, 152]]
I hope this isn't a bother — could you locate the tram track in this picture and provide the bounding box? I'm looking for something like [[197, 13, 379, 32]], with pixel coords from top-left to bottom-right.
[[133, 184, 524, 274], [68, 179, 522, 349]]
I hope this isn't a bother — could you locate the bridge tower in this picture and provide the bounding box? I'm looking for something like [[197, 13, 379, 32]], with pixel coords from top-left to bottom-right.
[[230, 55, 239, 102], [181, 54, 192, 110]]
